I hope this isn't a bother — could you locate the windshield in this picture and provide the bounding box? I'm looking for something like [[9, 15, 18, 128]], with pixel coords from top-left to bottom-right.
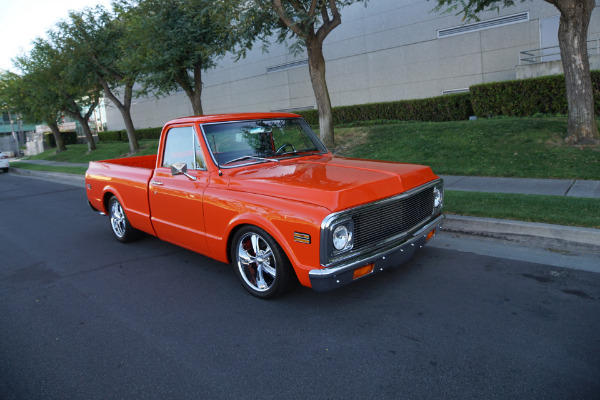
[[201, 118, 327, 167]]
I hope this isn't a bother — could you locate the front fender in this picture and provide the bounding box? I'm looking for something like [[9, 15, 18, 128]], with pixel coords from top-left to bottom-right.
[[203, 188, 329, 287]]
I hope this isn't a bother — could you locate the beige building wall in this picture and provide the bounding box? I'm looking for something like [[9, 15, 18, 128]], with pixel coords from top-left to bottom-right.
[[106, 0, 600, 130]]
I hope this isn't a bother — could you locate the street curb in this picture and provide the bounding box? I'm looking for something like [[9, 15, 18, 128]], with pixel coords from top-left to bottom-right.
[[9, 167, 86, 185], [444, 215, 600, 252]]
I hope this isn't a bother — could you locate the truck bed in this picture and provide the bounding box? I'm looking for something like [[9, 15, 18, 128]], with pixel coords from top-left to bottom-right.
[[97, 154, 157, 169], [85, 154, 158, 235]]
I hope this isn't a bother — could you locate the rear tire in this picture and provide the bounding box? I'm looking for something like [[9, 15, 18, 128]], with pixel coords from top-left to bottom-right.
[[108, 196, 142, 243], [231, 226, 296, 299], [1, 168, 8, 173]]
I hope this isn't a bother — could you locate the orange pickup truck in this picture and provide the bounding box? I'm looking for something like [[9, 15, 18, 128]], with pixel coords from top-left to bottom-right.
[[86, 113, 444, 298]]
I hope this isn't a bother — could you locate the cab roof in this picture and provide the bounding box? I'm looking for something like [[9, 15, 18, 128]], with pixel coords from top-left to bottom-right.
[[165, 112, 302, 126]]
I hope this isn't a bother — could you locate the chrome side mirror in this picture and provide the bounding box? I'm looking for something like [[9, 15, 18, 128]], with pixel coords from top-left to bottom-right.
[[171, 163, 197, 181]]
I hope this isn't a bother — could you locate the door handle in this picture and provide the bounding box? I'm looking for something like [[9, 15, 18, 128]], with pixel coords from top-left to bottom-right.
[[150, 180, 163, 186]]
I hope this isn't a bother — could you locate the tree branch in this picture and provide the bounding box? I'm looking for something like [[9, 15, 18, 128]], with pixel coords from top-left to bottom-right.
[[289, 0, 307, 14], [315, 0, 341, 42], [308, 0, 319, 17], [83, 98, 99, 121], [273, 0, 306, 37], [321, 2, 330, 25]]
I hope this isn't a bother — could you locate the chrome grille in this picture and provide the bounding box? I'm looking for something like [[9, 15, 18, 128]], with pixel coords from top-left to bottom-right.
[[352, 188, 434, 251]]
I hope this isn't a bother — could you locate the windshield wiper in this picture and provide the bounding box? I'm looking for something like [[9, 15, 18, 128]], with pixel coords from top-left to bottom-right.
[[222, 155, 280, 165], [280, 149, 322, 156]]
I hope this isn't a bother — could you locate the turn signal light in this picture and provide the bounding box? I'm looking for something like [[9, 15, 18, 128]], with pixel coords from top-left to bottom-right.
[[426, 229, 436, 242], [353, 264, 374, 280]]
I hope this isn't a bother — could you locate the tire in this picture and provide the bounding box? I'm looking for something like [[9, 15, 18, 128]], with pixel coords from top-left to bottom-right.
[[231, 226, 296, 299], [108, 196, 142, 243], [1, 168, 8, 173]]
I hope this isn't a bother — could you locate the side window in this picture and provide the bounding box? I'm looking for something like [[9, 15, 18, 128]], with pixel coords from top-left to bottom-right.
[[162, 126, 206, 170], [194, 132, 206, 170]]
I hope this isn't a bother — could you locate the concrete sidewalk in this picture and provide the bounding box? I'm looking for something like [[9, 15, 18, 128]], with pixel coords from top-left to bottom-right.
[[441, 175, 600, 199]]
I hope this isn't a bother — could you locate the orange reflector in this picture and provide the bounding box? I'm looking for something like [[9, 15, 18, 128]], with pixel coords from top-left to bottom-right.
[[426, 229, 436, 242], [353, 264, 374, 280]]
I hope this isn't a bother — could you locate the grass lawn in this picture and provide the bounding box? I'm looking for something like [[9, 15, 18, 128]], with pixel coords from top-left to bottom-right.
[[335, 117, 599, 180], [445, 191, 600, 229], [10, 163, 88, 175]]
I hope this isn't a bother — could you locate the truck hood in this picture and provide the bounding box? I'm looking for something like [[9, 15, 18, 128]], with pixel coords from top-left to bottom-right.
[[223, 155, 439, 212]]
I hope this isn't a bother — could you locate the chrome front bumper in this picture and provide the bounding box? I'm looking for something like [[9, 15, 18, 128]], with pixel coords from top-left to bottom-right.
[[309, 214, 445, 292]]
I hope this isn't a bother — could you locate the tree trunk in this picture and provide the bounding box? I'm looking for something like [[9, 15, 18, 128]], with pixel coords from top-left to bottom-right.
[[192, 66, 203, 116], [306, 35, 335, 149], [64, 108, 97, 152], [75, 113, 97, 152], [175, 61, 204, 115], [47, 120, 66, 153], [550, 0, 598, 144], [121, 108, 139, 154], [100, 79, 140, 154]]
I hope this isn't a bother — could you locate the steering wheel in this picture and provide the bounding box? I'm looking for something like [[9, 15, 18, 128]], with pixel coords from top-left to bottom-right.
[[275, 143, 297, 154]]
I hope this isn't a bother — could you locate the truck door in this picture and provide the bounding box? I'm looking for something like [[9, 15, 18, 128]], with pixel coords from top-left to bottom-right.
[[149, 125, 209, 254]]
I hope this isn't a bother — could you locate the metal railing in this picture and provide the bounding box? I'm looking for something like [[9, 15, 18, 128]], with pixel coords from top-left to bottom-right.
[[519, 38, 600, 65]]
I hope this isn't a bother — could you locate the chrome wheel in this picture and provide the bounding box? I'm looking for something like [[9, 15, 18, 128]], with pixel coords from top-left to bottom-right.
[[231, 227, 296, 298], [108, 196, 141, 243], [237, 232, 276, 292], [110, 199, 127, 239]]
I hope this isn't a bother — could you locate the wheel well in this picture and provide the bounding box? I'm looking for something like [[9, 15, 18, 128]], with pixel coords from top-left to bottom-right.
[[226, 223, 293, 267], [102, 192, 116, 213], [226, 224, 247, 264]]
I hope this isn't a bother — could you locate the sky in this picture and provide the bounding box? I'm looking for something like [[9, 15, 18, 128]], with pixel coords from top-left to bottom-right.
[[0, 0, 114, 72]]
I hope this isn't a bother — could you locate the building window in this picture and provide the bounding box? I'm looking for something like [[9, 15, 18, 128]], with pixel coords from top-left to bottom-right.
[[442, 88, 469, 95], [437, 12, 529, 38], [266, 59, 308, 74]]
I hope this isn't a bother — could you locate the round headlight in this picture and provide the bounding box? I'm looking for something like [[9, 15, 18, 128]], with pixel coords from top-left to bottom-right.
[[333, 224, 351, 250], [433, 186, 443, 209]]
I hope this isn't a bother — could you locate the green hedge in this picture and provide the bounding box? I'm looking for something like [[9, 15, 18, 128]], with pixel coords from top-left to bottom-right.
[[297, 71, 600, 125], [471, 70, 600, 118], [98, 127, 162, 142], [45, 131, 77, 148], [297, 93, 473, 125]]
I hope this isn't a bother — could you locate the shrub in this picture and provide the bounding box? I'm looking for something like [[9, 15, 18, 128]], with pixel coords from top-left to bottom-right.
[[98, 130, 125, 142], [297, 93, 473, 125], [98, 127, 162, 142], [471, 70, 600, 118], [298, 71, 600, 126], [136, 127, 162, 140], [44, 131, 77, 147]]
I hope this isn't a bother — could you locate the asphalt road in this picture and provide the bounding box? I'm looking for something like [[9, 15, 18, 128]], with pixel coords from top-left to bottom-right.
[[1, 173, 599, 400]]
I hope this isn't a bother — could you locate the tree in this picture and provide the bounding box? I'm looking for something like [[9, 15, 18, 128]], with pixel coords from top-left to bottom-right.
[[241, 0, 369, 148], [25, 37, 102, 152], [116, 0, 236, 116], [431, 0, 598, 145], [1, 69, 67, 153], [57, 6, 141, 154]]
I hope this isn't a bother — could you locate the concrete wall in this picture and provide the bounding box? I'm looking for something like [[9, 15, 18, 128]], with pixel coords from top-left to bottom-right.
[[105, 0, 600, 131], [517, 54, 600, 79]]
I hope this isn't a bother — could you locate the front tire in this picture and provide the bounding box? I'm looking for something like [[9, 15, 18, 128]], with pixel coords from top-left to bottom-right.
[[108, 196, 141, 243], [231, 226, 296, 299]]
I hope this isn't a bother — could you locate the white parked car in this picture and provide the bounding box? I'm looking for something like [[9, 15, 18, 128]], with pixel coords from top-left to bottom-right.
[[0, 151, 9, 173]]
